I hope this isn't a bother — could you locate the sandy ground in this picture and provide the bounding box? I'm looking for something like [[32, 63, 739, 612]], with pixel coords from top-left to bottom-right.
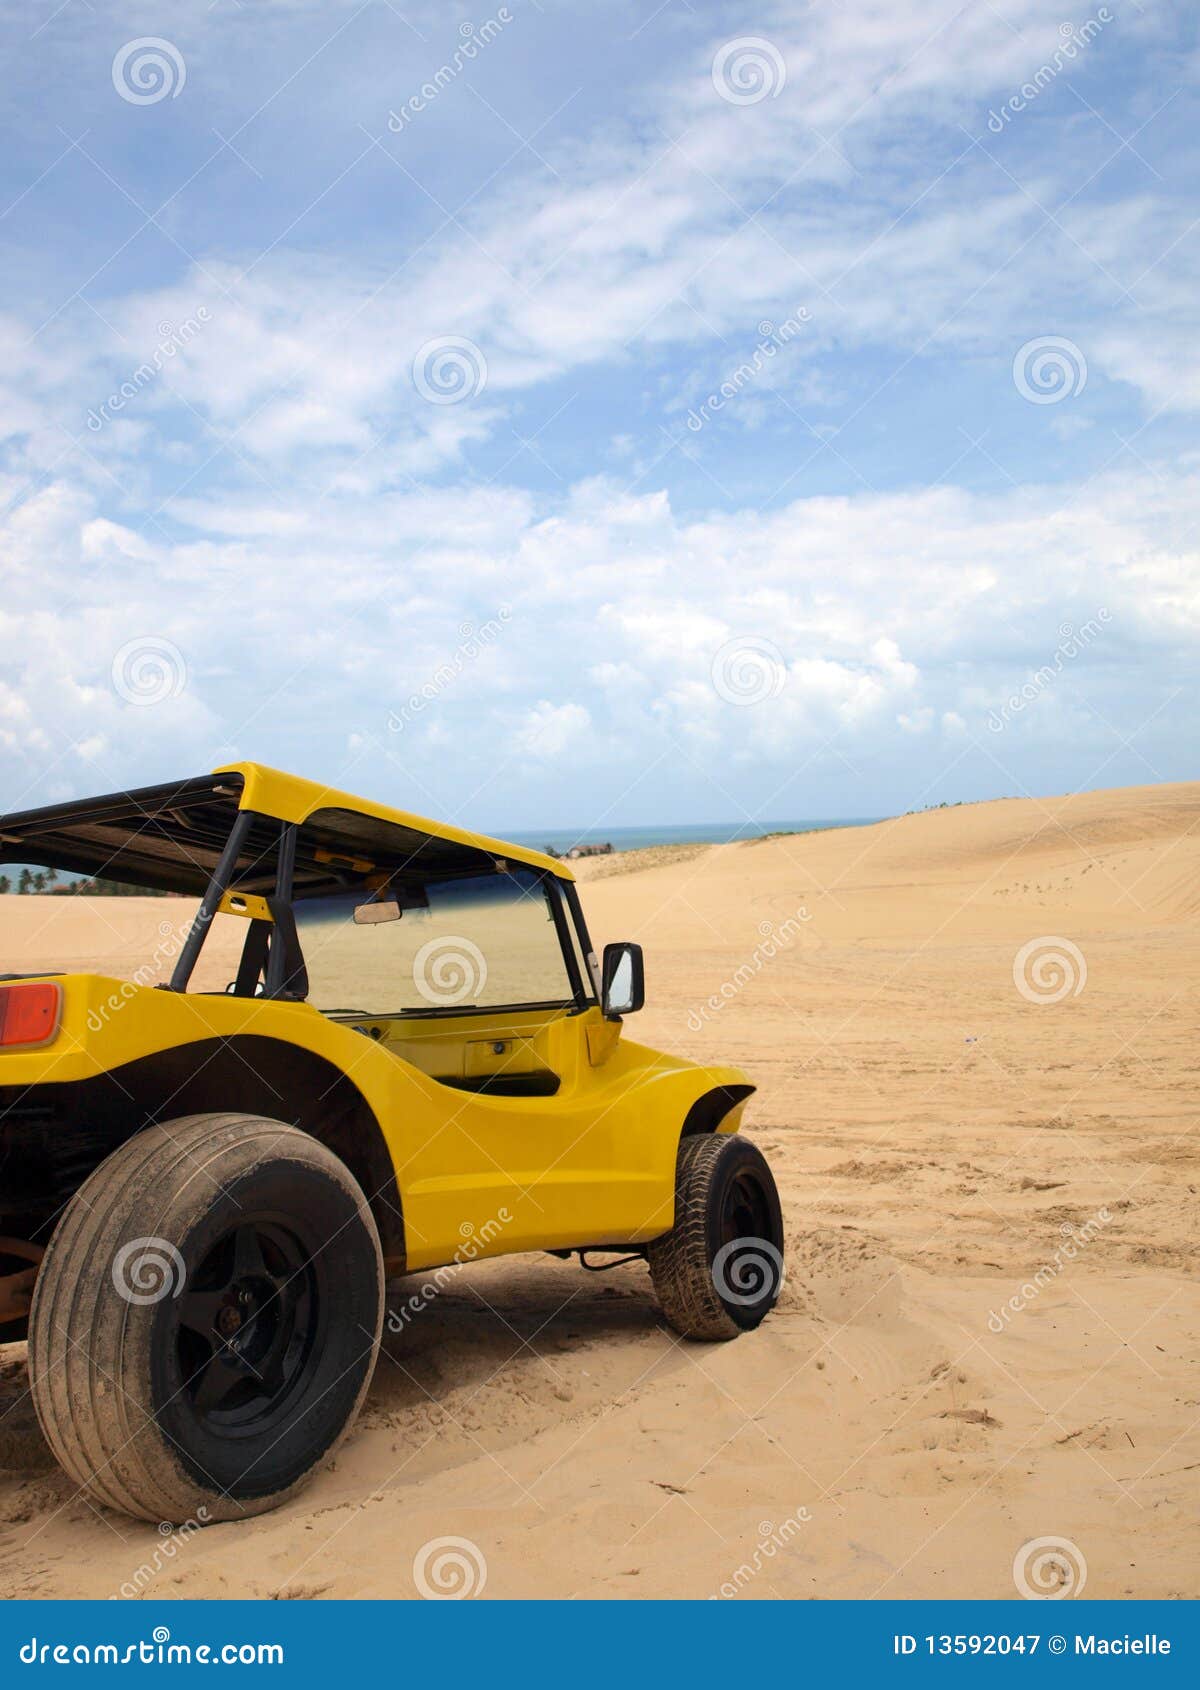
[[1, 780, 1197, 1600]]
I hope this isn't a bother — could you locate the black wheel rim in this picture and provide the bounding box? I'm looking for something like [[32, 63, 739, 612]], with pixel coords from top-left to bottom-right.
[[715, 1166, 782, 1307], [720, 1168, 772, 1249], [177, 1219, 319, 1435]]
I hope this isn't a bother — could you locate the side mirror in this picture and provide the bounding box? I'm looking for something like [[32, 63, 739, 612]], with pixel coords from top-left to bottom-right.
[[602, 941, 645, 1019]]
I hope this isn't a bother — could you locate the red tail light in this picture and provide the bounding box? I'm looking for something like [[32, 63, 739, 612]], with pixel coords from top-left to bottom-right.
[[0, 982, 62, 1048]]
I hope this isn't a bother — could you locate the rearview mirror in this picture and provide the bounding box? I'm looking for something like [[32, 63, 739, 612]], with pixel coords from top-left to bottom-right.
[[602, 941, 645, 1019], [353, 899, 401, 926]]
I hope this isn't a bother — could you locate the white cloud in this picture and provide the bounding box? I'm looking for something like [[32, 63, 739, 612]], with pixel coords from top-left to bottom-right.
[[0, 0, 1194, 825], [5, 1, 1194, 498], [0, 458, 1193, 817], [515, 700, 592, 761]]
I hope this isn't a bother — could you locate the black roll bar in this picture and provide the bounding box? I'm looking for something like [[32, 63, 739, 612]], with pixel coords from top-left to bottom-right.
[[167, 810, 256, 992]]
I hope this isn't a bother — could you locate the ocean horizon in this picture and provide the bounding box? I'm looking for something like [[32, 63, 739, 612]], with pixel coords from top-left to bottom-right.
[[508, 816, 879, 857]]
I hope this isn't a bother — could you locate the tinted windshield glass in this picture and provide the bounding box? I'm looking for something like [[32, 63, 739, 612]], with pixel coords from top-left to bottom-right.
[[294, 869, 574, 1014]]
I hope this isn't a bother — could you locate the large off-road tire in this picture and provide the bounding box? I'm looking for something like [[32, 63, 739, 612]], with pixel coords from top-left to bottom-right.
[[28, 1114, 384, 1524], [648, 1133, 784, 1341]]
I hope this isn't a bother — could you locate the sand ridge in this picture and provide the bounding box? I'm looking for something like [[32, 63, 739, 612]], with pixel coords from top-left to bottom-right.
[[0, 779, 1197, 1598]]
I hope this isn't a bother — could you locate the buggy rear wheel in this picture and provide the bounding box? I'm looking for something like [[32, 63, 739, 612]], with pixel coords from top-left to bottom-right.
[[28, 1113, 383, 1523]]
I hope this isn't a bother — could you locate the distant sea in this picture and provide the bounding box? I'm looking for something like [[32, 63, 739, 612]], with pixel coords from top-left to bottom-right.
[[509, 817, 879, 856]]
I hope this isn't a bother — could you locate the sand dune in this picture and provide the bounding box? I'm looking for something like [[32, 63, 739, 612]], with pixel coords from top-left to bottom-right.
[[1, 780, 1197, 1599]]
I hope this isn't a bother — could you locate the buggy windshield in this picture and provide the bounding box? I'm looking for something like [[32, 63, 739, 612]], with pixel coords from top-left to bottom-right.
[[294, 870, 576, 1016]]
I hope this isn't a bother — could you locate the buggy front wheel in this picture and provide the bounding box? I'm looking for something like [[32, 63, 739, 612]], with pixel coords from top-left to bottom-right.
[[648, 1133, 784, 1341]]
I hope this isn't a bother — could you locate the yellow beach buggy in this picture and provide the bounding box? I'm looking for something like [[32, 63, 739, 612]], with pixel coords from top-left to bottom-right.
[[0, 764, 783, 1521]]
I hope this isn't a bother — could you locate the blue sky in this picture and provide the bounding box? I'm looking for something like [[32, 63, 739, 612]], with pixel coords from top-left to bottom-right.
[[0, 0, 1196, 833]]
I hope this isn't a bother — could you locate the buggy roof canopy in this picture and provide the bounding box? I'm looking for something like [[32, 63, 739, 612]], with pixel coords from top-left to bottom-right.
[[0, 761, 570, 896]]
